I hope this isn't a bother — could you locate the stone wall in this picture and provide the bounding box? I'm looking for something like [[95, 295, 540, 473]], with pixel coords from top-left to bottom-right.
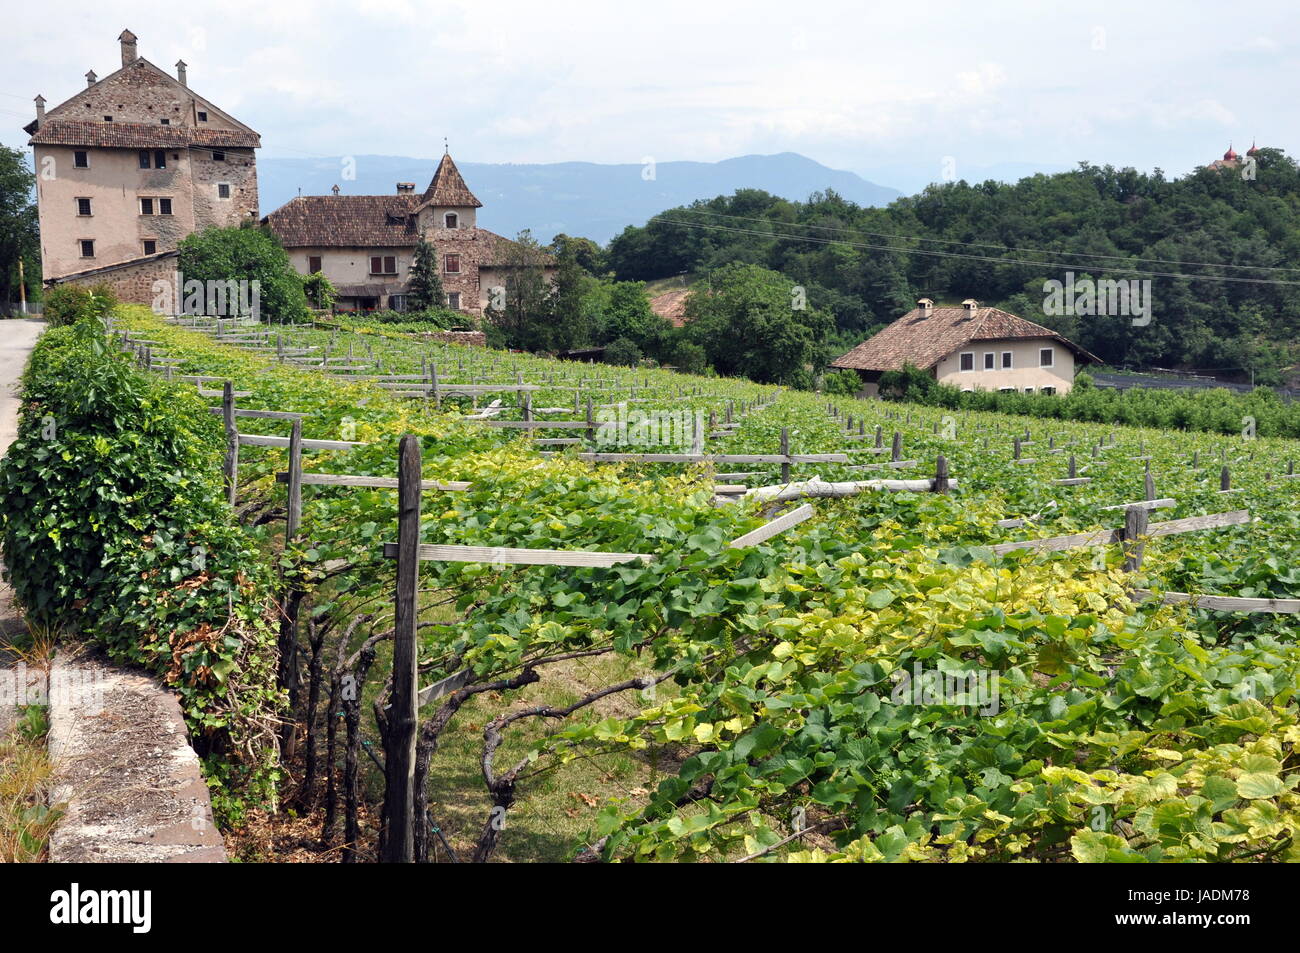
[[54, 252, 178, 309], [414, 329, 486, 347]]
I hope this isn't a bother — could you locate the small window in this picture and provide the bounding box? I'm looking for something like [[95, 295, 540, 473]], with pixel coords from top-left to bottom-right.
[[142, 239, 157, 255], [197, 111, 208, 122], [1024, 387, 1035, 394], [389, 294, 408, 312], [139, 197, 154, 215], [217, 183, 231, 199], [1001, 351, 1013, 369], [959, 352, 974, 372], [370, 256, 384, 275], [1039, 347, 1054, 367], [308, 256, 322, 273], [79, 239, 95, 257], [160, 118, 170, 125], [444, 253, 460, 274], [73, 150, 89, 168], [384, 255, 397, 274], [76, 197, 92, 216], [154, 150, 166, 169], [998, 386, 1015, 393], [1041, 386, 1056, 395], [213, 151, 225, 162], [159, 198, 172, 215], [446, 292, 461, 310], [139, 150, 151, 169], [444, 212, 458, 229], [103, 115, 113, 122], [983, 352, 994, 370]]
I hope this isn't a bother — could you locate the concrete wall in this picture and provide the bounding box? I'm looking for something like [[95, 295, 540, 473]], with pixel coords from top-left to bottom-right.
[[934, 338, 1077, 394]]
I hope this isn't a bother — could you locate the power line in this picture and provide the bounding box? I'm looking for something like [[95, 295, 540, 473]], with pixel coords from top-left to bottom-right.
[[679, 209, 1300, 276], [657, 217, 1300, 287]]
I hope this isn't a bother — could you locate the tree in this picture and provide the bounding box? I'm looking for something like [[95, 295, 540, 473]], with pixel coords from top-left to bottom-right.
[[487, 229, 553, 350], [547, 238, 586, 351], [407, 230, 444, 311], [549, 233, 604, 276], [684, 263, 833, 385], [302, 272, 338, 311], [0, 143, 39, 314], [178, 226, 310, 323]]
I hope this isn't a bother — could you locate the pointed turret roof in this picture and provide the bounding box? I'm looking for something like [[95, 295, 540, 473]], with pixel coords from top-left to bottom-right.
[[418, 153, 482, 209]]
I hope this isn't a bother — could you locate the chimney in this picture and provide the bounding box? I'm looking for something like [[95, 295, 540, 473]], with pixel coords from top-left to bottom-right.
[[917, 297, 934, 317], [119, 29, 138, 68], [396, 182, 415, 194], [34, 95, 46, 121], [331, 184, 340, 196], [85, 70, 97, 87], [175, 60, 187, 87], [962, 298, 979, 313]]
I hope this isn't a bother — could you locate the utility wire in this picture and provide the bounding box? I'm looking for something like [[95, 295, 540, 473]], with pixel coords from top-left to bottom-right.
[[657, 217, 1300, 287]]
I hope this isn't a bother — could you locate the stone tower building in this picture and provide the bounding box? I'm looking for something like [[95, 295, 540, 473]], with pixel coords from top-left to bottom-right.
[[25, 29, 260, 299]]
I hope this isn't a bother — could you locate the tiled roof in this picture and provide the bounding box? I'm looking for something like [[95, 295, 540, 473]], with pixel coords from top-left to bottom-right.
[[650, 288, 692, 327], [264, 195, 420, 247], [28, 118, 259, 149], [830, 305, 1100, 372], [418, 153, 482, 209]]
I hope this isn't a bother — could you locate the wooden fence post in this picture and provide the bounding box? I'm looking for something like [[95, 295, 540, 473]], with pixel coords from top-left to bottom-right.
[[1122, 505, 1149, 572], [1221, 466, 1231, 491], [780, 428, 791, 484], [933, 455, 950, 493], [221, 381, 239, 506], [874, 425, 883, 449], [891, 431, 902, 463], [1144, 470, 1156, 502], [286, 419, 303, 543], [1068, 454, 1077, 480], [383, 434, 421, 864]]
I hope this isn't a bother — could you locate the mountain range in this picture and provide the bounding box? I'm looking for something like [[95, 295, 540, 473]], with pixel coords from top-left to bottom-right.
[[256, 152, 903, 245]]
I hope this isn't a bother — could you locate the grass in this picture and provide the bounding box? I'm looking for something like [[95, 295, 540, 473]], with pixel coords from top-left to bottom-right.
[[0, 705, 59, 862]]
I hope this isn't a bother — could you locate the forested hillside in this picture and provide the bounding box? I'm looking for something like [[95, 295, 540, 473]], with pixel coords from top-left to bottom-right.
[[606, 150, 1300, 385]]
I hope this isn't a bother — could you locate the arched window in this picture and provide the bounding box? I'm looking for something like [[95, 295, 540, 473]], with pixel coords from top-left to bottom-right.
[[445, 212, 458, 229]]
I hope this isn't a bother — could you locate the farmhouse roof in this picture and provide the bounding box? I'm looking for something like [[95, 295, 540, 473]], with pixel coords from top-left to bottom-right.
[[418, 153, 482, 209], [830, 304, 1100, 372], [264, 194, 420, 247]]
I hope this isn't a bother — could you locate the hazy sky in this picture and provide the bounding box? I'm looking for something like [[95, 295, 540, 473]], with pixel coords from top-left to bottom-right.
[[3, 0, 1295, 193]]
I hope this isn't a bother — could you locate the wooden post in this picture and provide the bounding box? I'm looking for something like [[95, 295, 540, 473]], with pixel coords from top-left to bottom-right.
[[1068, 454, 1077, 479], [875, 425, 883, 449], [522, 390, 533, 423], [780, 428, 791, 484], [933, 455, 950, 493], [430, 362, 441, 409], [1122, 505, 1149, 572], [726, 400, 734, 425], [586, 396, 595, 435], [383, 435, 421, 864], [1013, 436, 1022, 460], [1221, 466, 1231, 491], [286, 420, 303, 543], [1144, 470, 1156, 502], [891, 431, 902, 463], [221, 382, 239, 506]]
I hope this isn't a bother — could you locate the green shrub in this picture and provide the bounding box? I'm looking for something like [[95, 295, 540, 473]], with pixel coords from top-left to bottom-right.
[[0, 316, 281, 818], [603, 336, 642, 367], [301, 271, 337, 310], [178, 226, 309, 324], [822, 369, 862, 397], [41, 285, 92, 327]]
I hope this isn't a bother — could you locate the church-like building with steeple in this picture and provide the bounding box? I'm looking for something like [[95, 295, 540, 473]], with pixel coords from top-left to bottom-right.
[[263, 152, 552, 315]]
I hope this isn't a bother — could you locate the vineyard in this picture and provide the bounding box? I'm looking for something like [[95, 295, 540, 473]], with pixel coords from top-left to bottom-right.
[[7, 305, 1300, 863]]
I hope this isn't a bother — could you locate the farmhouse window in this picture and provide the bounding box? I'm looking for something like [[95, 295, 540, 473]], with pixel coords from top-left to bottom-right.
[[959, 352, 974, 372], [154, 150, 166, 169], [160, 118, 170, 125], [389, 294, 408, 312], [1041, 386, 1056, 395], [159, 198, 173, 215], [308, 256, 322, 273], [1039, 347, 1054, 367], [444, 253, 460, 274], [213, 151, 225, 162], [1024, 387, 1035, 394], [197, 111, 208, 122], [139, 150, 151, 168], [217, 183, 231, 199], [142, 240, 157, 255], [445, 212, 458, 229], [80, 239, 95, 257], [139, 197, 154, 215], [76, 197, 92, 216], [446, 292, 461, 310], [984, 352, 994, 370], [74, 151, 89, 168], [1001, 351, 1013, 369], [104, 115, 112, 122]]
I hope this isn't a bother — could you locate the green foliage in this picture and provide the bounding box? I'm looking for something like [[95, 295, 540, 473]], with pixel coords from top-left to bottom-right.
[[603, 336, 642, 367], [487, 229, 555, 350], [41, 283, 116, 328], [178, 226, 309, 324], [0, 316, 281, 816], [683, 263, 833, 385], [822, 369, 862, 397], [0, 142, 38, 314], [407, 230, 445, 311], [608, 155, 1300, 383], [301, 271, 337, 310]]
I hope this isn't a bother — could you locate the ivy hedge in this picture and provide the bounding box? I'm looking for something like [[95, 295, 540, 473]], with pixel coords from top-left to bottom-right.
[[0, 316, 281, 819]]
